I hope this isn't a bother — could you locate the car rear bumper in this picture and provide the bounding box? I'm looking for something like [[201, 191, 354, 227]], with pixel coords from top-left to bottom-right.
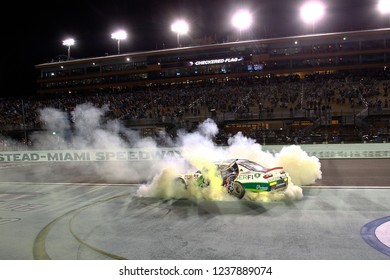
[[270, 177, 288, 191]]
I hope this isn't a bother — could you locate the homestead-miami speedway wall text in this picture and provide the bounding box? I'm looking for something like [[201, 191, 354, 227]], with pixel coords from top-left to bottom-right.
[[1, 143, 390, 162], [0, 148, 182, 162]]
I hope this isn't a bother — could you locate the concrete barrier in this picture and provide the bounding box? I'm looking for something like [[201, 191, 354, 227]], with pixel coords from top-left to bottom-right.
[[0, 143, 389, 162], [262, 143, 390, 159]]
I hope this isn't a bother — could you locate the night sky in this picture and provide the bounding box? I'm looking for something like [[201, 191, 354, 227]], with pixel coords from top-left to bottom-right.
[[1, 0, 387, 98]]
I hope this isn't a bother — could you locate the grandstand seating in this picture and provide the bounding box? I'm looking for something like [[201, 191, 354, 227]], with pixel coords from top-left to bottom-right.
[[1, 70, 390, 149]]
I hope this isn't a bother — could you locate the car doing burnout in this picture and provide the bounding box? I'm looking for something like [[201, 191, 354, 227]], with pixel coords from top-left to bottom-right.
[[174, 159, 289, 199]]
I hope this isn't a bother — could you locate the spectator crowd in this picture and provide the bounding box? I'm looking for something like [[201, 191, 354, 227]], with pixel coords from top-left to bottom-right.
[[1, 69, 390, 148]]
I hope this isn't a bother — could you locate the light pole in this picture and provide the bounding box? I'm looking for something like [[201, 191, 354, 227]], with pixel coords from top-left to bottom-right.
[[171, 20, 189, 47], [111, 30, 127, 54], [231, 9, 253, 40], [300, 1, 325, 33], [62, 38, 75, 60]]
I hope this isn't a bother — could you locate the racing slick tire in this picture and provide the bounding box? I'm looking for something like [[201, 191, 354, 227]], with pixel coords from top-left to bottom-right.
[[174, 177, 187, 190], [231, 182, 245, 199]]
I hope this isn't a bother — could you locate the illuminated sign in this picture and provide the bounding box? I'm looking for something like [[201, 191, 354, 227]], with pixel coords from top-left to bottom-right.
[[192, 57, 243, 66]]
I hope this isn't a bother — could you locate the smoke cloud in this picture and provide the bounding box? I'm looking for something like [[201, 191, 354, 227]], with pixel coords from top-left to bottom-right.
[[30, 103, 321, 202], [138, 120, 322, 202]]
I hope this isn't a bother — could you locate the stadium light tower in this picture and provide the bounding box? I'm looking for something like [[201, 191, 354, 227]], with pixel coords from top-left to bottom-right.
[[300, 1, 325, 33], [62, 38, 75, 60], [231, 9, 253, 40], [171, 19, 189, 47], [111, 30, 127, 54]]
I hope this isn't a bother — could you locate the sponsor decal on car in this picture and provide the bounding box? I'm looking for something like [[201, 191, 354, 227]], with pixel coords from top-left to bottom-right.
[[255, 185, 269, 191]]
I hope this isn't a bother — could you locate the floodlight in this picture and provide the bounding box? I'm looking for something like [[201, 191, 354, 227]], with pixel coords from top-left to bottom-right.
[[171, 20, 189, 47], [300, 1, 325, 32], [232, 9, 253, 32], [62, 38, 75, 60], [111, 30, 127, 40], [62, 38, 75, 47], [111, 30, 127, 54], [378, 0, 390, 14]]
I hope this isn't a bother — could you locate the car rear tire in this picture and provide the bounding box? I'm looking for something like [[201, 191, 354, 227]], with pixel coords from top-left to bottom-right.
[[231, 182, 245, 199], [174, 177, 187, 190]]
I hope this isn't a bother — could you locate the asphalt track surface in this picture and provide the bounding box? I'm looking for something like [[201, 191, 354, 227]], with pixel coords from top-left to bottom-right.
[[0, 159, 389, 260]]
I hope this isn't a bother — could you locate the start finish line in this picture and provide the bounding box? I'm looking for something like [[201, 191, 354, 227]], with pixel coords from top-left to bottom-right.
[[0, 149, 182, 162]]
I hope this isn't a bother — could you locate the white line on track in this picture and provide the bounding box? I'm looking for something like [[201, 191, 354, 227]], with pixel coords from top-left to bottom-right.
[[302, 185, 390, 189]]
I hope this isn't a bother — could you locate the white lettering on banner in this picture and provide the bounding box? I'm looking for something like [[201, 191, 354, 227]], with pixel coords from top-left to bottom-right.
[[47, 152, 90, 161], [194, 57, 243, 66], [0, 149, 182, 162], [0, 153, 41, 161], [94, 151, 177, 161]]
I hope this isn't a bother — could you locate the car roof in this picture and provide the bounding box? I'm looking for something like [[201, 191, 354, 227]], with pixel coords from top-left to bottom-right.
[[212, 159, 266, 170]]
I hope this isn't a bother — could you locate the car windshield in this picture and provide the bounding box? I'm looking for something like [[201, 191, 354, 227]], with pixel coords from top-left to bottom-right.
[[236, 159, 266, 172]]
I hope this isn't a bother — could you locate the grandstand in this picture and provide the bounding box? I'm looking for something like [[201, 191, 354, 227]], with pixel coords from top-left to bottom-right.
[[1, 28, 390, 149], [35, 28, 390, 93]]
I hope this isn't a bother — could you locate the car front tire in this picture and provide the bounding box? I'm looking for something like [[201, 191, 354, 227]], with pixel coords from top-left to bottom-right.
[[231, 182, 245, 199]]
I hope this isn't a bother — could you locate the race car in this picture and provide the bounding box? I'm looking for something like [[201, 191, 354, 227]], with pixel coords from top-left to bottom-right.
[[174, 159, 289, 199]]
